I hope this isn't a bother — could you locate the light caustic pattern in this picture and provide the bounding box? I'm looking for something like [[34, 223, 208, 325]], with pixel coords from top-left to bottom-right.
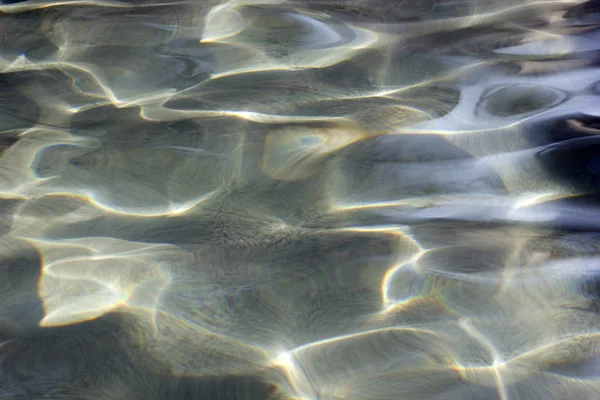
[[1, 0, 600, 398]]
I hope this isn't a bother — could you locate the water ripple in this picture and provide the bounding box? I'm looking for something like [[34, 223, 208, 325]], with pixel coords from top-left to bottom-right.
[[0, 0, 600, 399]]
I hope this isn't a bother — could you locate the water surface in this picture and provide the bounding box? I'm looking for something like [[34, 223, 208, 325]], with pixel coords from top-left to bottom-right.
[[1, 0, 600, 398]]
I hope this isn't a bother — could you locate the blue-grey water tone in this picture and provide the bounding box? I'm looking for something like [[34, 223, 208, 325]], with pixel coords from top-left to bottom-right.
[[1, 0, 600, 398]]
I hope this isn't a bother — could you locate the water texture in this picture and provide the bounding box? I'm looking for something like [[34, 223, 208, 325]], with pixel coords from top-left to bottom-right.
[[1, 0, 600, 398]]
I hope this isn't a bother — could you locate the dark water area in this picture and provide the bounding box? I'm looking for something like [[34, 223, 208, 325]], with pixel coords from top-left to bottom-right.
[[1, 0, 600, 398]]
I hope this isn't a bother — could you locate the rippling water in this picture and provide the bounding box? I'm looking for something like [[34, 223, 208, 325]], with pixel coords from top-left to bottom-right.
[[1, 0, 600, 398]]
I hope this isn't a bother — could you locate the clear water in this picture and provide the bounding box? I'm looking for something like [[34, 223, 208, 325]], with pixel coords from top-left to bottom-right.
[[1, 0, 600, 399]]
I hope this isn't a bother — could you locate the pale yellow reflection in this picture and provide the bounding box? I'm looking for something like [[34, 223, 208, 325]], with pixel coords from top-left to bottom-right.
[[200, 1, 388, 73], [270, 327, 462, 400], [29, 237, 176, 328], [261, 125, 364, 181]]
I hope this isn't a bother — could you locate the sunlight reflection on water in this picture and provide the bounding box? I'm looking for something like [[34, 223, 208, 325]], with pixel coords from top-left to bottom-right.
[[0, 0, 600, 399]]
